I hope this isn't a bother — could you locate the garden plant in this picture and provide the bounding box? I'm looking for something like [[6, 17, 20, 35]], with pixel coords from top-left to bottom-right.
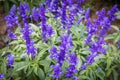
[[0, 0, 120, 80]]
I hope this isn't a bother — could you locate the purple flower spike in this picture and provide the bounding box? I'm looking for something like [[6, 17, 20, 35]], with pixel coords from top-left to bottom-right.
[[107, 5, 118, 21], [51, 64, 63, 79], [7, 53, 14, 67], [22, 23, 37, 57], [66, 53, 78, 79], [5, 5, 18, 27], [39, 4, 53, 42], [0, 74, 4, 79], [18, 2, 30, 19]]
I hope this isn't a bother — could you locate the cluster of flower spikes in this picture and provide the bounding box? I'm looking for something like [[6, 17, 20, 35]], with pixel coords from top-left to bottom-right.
[[81, 5, 119, 70], [49, 34, 78, 80], [48, 0, 85, 80], [31, 3, 54, 43]]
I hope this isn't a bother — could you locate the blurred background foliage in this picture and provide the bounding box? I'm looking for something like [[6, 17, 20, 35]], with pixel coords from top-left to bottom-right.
[[0, 0, 45, 13], [0, 0, 120, 13]]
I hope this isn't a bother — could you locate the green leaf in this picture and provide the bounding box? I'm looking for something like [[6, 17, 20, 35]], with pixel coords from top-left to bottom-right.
[[104, 34, 114, 40], [34, 67, 38, 76], [79, 75, 91, 80], [1, 61, 6, 74], [40, 60, 51, 73], [14, 62, 31, 71], [113, 70, 118, 80], [4, 1, 9, 13], [106, 58, 112, 70], [111, 25, 119, 31], [38, 68, 45, 80], [26, 67, 33, 77]]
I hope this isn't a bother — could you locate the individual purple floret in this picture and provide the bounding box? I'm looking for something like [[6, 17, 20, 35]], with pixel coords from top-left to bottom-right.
[[86, 52, 98, 65], [51, 64, 63, 79], [81, 63, 87, 70], [117, 41, 120, 50], [85, 8, 90, 21], [32, 7, 39, 22], [5, 5, 18, 27], [44, 0, 52, 7], [7, 53, 14, 67], [0, 74, 4, 79], [72, 76, 79, 80], [7, 29, 17, 39]]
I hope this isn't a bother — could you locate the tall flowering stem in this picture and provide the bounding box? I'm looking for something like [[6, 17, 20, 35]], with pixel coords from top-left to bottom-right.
[[5, 5, 18, 39], [39, 5, 53, 42], [18, 2, 37, 58], [21, 23, 37, 57]]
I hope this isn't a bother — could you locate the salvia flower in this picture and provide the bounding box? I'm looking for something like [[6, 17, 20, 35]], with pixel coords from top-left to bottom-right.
[[49, 46, 58, 60], [107, 5, 118, 21], [44, 0, 52, 7], [0, 74, 4, 79], [58, 34, 73, 65], [7, 29, 17, 39], [18, 2, 30, 19], [32, 7, 39, 22], [39, 5, 53, 42], [21, 23, 37, 57], [51, 64, 63, 79], [85, 8, 90, 21], [50, 33, 75, 79], [67, 53, 78, 66], [81, 63, 87, 70], [82, 5, 118, 70], [5, 5, 18, 27], [49, 0, 60, 18], [61, 0, 68, 29], [66, 53, 78, 79], [7, 53, 14, 67], [72, 76, 79, 80], [66, 65, 78, 78], [117, 40, 120, 50]]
